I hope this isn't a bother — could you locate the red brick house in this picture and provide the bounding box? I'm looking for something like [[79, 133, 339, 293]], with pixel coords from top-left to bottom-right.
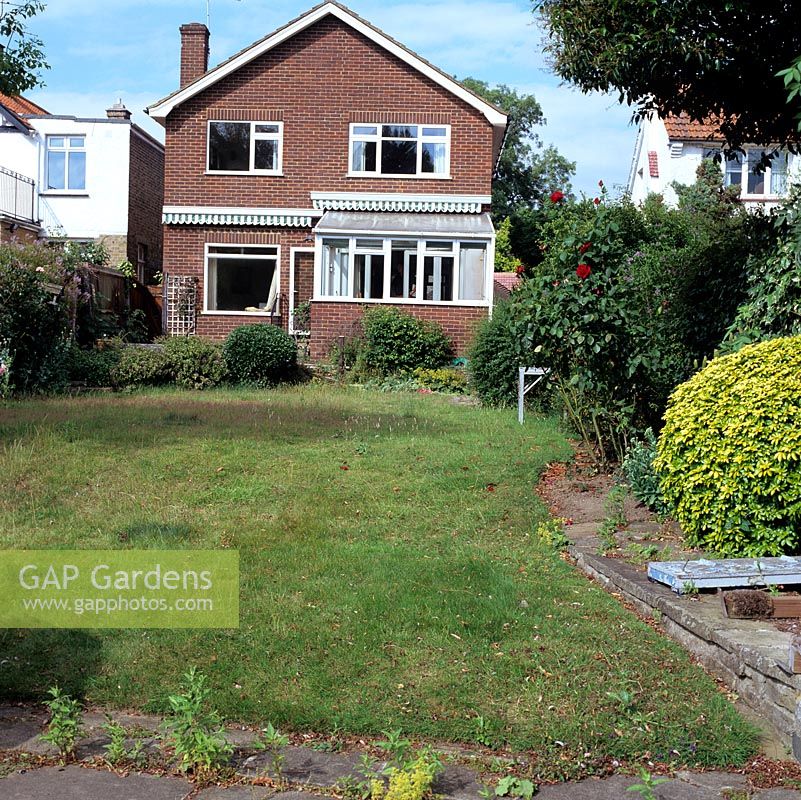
[[147, 1, 507, 357]]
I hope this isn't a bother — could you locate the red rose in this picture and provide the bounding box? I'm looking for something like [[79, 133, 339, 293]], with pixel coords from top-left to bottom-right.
[[515, 264, 525, 275], [593, 197, 600, 205], [576, 263, 592, 280], [550, 190, 565, 203], [598, 180, 604, 187], [579, 242, 591, 254]]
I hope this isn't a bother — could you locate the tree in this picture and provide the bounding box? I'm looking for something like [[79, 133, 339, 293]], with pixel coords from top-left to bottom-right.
[[461, 78, 575, 219], [536, 0, 801, 153], [0, 1, 48, 96]]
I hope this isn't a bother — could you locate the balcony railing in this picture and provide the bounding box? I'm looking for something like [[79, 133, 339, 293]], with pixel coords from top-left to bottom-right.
[[0, 165, 36, 224]]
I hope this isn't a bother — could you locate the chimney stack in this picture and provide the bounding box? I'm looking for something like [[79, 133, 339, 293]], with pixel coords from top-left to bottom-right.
[[180, 22, 210, 87], [106, 99, 131, 120]]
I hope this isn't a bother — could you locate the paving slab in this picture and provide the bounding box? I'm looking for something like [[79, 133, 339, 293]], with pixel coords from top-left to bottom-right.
[[0, 765, 191, 799], [237, 745, 363, 786], [433, 764, 483, 800]]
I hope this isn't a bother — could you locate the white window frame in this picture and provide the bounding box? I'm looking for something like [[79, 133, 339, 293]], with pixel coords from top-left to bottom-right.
[[314, 234, 492, 307], [206, 120, 284, 176], [721, 148, 789, 199], [348, 123, 451, 179], [202, 242, 282, 316], [44, 134, 87, 193]]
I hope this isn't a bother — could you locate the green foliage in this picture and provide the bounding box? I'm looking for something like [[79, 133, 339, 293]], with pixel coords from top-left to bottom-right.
[[494, 218, 521, 272], [460, 78, 574, 219], [254, 722, 290, 782], [370, 747, 443, 800], [535, 517, 570, 551], [538, 0, 801, 153], [66, 342, 123, 387], [655, 336, 801, 556], [467, 302, 522, 407], [360, 307, 451, 376], [0, 0, 48, 95], [40, 686, 83, 761], [162, 336, 227, 390], [111, 346, 171, 389], [0, 344, 11, 399], [223, 324, 297, 385], [101, 716, 146, 768], [0, 242, 69, 393], [778, 55, 801, 132], [622, 430, 670, 519], [412, 367, 467, 394], [626, 767, 669, 800], [493, 776, 537, 800], [162, 667, 233, 780]]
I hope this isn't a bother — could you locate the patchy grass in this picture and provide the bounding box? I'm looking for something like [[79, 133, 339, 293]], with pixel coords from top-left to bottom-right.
[[0, 385, 757, 777]]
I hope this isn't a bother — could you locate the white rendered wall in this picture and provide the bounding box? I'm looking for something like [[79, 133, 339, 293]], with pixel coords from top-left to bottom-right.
[[0, 128, 39, 182], [32, 116, 130, 239]]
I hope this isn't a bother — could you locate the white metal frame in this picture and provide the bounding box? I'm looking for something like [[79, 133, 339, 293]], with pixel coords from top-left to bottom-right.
[[45, 133, 87, 192], [202, 241, 281, 315], [722, 148, 788, 199], [518, 366, 550, 424], [289, 245, 314, 334], [205, 120, 284, 176], [313, 234, 493, 307], [348, 123, 451, 179]]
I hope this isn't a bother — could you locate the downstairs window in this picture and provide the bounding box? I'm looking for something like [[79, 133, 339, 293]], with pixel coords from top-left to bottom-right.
[[205, 244, 280, 313]]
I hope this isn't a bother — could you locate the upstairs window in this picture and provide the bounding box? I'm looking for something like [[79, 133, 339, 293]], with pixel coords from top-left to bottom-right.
[[207, 121, 282, 174], [723, 150, 789, 197], [46, 135, 86, 191], [350, 124, 449, 177]]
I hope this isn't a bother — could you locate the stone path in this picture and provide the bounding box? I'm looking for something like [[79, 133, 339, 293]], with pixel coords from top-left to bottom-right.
[[2, 703, 801, 799]]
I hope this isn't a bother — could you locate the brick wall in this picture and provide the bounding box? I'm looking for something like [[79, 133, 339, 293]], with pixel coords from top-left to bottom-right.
[[180, 23, 210, 88], [163, 15, 495, 208], [163, 225, 309, 339], [128, 127, 165, 281], [0, 220, 40, 244], [309, 301, 488, 360]]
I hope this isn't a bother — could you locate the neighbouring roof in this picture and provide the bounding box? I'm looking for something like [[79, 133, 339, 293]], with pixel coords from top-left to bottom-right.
[[315, 210, 495, 237], [0, 92, 48, 117], [663, 113, 723, 143], [493, 271, 520, 300], [146, 1, 507, 136]]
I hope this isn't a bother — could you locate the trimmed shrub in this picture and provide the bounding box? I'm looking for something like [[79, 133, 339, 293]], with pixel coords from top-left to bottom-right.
[[655, 336, 801, 556], [413, 367, 467, 393], [66, 343, 123, 387], [111, 346, 170, 389], [360, 307, 451, 376], [162, 336, 227, 390], [467, 301, 521, 406], [223, 324, 297, 385]]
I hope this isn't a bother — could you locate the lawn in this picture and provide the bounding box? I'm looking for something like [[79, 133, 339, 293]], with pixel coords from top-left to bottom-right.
[[0, 385, 756, 777]]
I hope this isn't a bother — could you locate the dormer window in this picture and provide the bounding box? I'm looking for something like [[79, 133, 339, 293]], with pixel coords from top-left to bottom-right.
[[207, 121, 283, 174], [349, 124, 450, 178]]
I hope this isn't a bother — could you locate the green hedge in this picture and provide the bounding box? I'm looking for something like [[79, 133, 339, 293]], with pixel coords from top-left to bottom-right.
[[655, 336, 801, 556], [223, 324, 297, 385]]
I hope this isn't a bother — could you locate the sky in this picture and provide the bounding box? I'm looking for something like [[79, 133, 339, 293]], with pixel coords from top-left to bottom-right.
[[25, 0, 638, 197]]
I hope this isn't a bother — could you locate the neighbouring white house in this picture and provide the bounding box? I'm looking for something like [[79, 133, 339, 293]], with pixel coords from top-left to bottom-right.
[[628, 112, 801, 209], [0, 93, 164, 281]]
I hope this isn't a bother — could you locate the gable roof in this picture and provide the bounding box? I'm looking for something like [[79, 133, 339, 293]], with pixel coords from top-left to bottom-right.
[[0, 92, 48, 117], [146, 1, 507, 132], [663, 113, 723, 143]]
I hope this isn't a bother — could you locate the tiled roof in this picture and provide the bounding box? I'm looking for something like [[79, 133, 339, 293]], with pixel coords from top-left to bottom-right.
[[493, 272, 521, 300], [0, 92, 48, 116], [663, 113, 723, 142]]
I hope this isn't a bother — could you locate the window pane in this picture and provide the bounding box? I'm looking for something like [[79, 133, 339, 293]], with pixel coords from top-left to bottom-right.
[[770, 153, 788, 194], [322, 239, 349, 297], [209, 256, 276, 311], [353, 125, 377, 135], [355, 239, 382, 249], [208, 122, 250, 171], [390, 242, 417, 299], [47, 151, 66, 189], [459, 243, 486, 301], [425, 240, 453, 251], [354, 254, 384, 299], [747, 152, 765, 194], [423, 255, 453, 301], [381, 140, 417, 174], [724, 154, 742, 187], [68, 137, 85, 148], [254, 139, 277, 170], [382, 125, 417, 138], [49, 137, 65, 148], [209, 245, 278, 256], [351, 140, 376, 172], [255, 124, 279, 133], [422, 142, 447, 174], [67, 151, 86, 190], [422, 127, 446, 137]]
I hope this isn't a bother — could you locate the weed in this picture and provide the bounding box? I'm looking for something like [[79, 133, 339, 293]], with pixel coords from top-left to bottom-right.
[[40, 686, 83, 762], [481, 775, 537, 800], [376, 729, 413, 769], [372, 748, 443, 800], [626, 768, 669, 799], [604, 484, 628, 527], [597, 518, 619, 554], [101, 716, 147, 768], [535, 518, 570, 552], [254, 722, 290, 783], [473, 715, 500, 748], [625, 543, 660, 565], [161, 667, 233, 782], [681, 581, 699, 598]]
